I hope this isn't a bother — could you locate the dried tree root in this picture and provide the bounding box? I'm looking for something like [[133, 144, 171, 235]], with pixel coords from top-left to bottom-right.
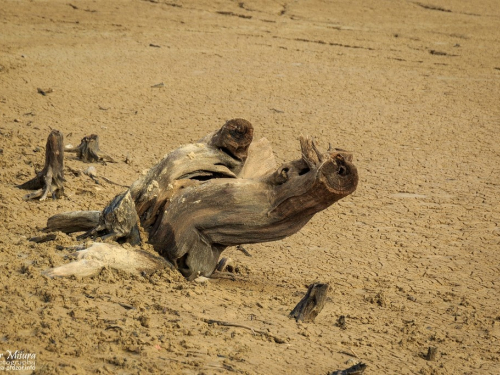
[[290, 283, 329, 322], [66, 134, 115, 163], [18, 129, 65, 201], [44, 120, 358, 280]]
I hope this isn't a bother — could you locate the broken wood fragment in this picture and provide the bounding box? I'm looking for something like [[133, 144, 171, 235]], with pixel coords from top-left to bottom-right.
[[202, 318, 285, 343], [29, 233, 57, 243], [44, 242, 173, 278], [236, 245, 251, 257], [18, 129, 65, 201], [45, 211, 101, 233], [216, 257, 236, 273], [37, 87, 53, 96], [336, 315, 347, 330], [65, 134, 116, 163], [290, 283, 329, 322]]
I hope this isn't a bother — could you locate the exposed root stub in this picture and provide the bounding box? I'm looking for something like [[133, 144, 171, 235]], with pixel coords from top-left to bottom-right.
[[18, 129, 65, 201], [77, 190, 141, 245]]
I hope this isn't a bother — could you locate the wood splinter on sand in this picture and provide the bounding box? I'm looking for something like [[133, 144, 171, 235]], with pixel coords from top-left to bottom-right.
[[18, 129, 65, 201], [290, 283, 329, 322], [44, 119, 359, 280]]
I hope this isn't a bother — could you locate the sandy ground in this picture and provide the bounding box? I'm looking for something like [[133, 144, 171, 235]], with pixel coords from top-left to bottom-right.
[[1, 0, 500, 374]]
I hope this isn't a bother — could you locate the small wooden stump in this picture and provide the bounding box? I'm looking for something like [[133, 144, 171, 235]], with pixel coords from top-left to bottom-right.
[[290, 283, 329, 323], [66, 134, 115, 163], [18, 129, 65, 201], [425, 346, 438, 361]]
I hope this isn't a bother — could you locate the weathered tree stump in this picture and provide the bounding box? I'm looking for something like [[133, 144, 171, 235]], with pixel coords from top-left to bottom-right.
[[44, 119, 358, 280], [18, 129, 65, 201], [425, 346, 438, 361], [66, 134, 115, 163], [290, 283, 329, 322]]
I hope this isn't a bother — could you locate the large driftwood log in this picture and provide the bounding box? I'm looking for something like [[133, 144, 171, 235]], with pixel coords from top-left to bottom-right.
[[18, 129, 65, 201], [150, 137, 358, 279], [66, 134, 115, 163], [45, 119, 358, 280]]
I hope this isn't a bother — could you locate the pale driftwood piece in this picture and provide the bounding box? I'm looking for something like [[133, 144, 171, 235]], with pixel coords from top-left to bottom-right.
[[29, 233, 57, 243], [66, 134, 116, 163], [44, 242, 173, 278], [238, 138, 276, 179], [18, 130, 65, 201], [290, 283, 329, 322], [151, 136, 358, 279], [45, 211, 101, 233]]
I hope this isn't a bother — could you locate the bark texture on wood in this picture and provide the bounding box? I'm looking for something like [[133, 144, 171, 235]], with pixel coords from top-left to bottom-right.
[[425, 347, 438, 361], [289, 283, 329, 322], [18, 129, 65, 200], [66, 134, 115, 163]]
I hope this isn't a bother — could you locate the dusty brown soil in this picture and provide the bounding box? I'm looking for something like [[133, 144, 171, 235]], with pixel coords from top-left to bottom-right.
[[1, 0, 500, 374]]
